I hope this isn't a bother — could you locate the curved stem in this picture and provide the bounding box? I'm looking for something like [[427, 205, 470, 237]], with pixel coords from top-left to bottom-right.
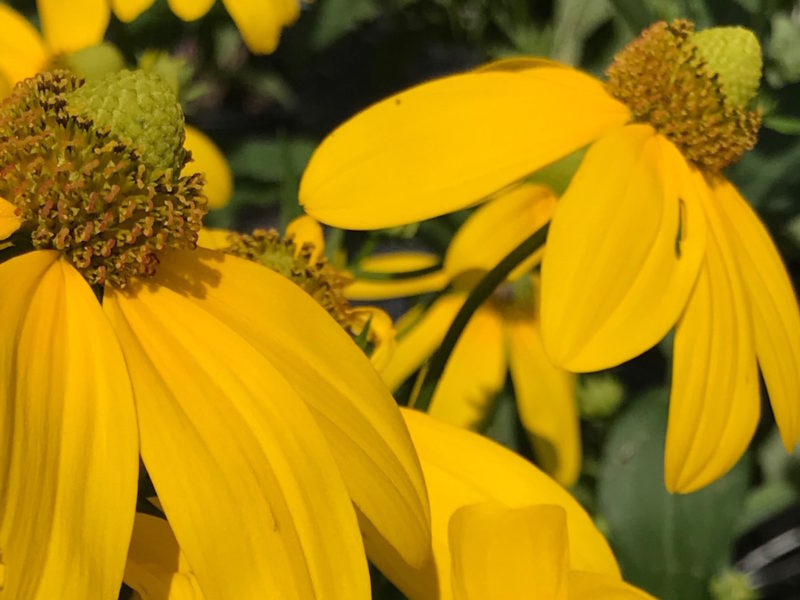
[[412, 222, 550, 411]]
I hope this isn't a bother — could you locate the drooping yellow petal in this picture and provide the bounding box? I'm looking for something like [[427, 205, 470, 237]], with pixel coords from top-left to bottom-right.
[[666, 175, 760, 493], [541, 126, 706, 371], [125, 249, 431, 573], [428, 304, 506, 429], [445, 184, 555, 280], [166, 0, 215, 21], [103, 266, 370, 599], [713, 178, 800, 453], [346, 270, 451, 301], [347, 251, 448, 300], [0, 5, 48, 86], [360, 251, 442, 273], [0, 252, 138, 600], [221, 0, 300, 54], [0, 198, 20, 241], [37, 0, 109, 54], [568, 571, 655, 599], [381, 293, 465, 390], [286, 214, 326, 262], [379, 409, 618, 599], [507, 311, 580, 487], [348, 305, 397, 371], [196, 228, 232, 251], [123, 513, 204, 600], [449, 503, 569, 600], [184, 126, 233, 210], [110, 0, 156, 22], [300, 66, 630, 229]]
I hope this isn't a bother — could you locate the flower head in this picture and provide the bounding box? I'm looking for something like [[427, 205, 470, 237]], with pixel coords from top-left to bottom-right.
[[299, 21, 800, 493], [0, 69, 430, 599]]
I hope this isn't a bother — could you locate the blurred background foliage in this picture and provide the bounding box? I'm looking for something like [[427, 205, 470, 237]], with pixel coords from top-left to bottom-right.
[[6, 0, 800, 598]]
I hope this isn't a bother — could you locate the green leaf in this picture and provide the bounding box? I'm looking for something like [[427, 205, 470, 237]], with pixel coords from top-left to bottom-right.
[[551, 0, 613, 64], [310, 0, 381, 49], [608, 0, 655, 34], [228, 138, 316, 183], [598, 390, 751, 600], [763, 114, 800, 135]]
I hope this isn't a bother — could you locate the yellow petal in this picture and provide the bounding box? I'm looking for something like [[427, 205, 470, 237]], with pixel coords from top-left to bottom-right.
[[506, 310, 580, 487], [0, 5, 48, 86], [0, 252, 138, 599], [568, 571, 655, 600], [103, 263, 370, 599], [183, 126, 233, 210], [300, 66, 630, 229], [713, 178, 800, 452], [381, 293, 465, 390], [449, 504, 569, 600], [666, 175, 760, 493], [110, 0, 156, 22], [37, 0, 109, 53], [346, 270, 451, 301], [348, 305, 397, 371], [541, 127, 706, 371], [0, 198, 21, 240], [124, 513, 204, 600], [286, 214, 326, 262], [382, 409, 619, 599], [428, 304, 507, 429], [445, 184, 555, 280], [360, 251, 441, 273], [221, 0, 300, 54], [196, 227, 232, 251], [166, 0, 215, 21], [123, 248, 432, 573]]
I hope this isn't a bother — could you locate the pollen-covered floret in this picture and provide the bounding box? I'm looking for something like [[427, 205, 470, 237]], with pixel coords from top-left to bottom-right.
[[606, 20, 761, 172], [0, 70, 207, 287], [221, 228, 354, 329]]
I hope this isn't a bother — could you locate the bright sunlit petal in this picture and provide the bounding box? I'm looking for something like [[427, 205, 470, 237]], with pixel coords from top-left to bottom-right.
[[0, 198, 21, 241], [713, 178, 800, 453], [37, 0, 109, 53], [300, 66, 629, 229], [221, 0, 300, 54], [139, 248, 432, 574], [183, 126, 233, 211], [666, 177, 760, 493], [0, 252, 138, 600], [449, 503, 569, 600], [541, 126, 705, 371], [103, 265, 371, 599], [0, 5, 48, 85]]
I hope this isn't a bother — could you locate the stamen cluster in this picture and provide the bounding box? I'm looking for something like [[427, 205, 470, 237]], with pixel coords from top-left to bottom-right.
[[606, 20, 761, 172], [222, 229, 354, 328], [0, 71, 206, 287]]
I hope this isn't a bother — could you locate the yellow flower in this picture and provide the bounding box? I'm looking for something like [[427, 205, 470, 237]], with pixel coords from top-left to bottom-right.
[[372, 409, 652, 599], [0, 1, 233, 210], [199, 215, 397, 370], [0, 70, 429, 599], [299, 21, 800, 493], [109, 0, 300, 54], [350, 185, 580, 486]]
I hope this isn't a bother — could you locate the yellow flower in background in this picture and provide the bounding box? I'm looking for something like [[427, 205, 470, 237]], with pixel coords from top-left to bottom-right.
[[369, 409, 651, 599], [200, 215, 397, 370], [300, 21, 800, 493], [0, 1, 233, 210], [0, 70, 430, 599], [350, 185, 580, 487], [109, 0, 300, 54]]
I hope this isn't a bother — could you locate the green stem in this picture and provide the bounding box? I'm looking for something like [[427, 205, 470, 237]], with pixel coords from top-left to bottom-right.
[[412, 222, 550, 412]]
